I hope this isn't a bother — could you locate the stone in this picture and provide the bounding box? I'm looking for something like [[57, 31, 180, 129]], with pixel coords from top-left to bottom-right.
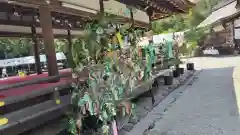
[[143, 130, 161, 135], [159, 90, 169, 96], [148, 121, 156, 130], [163, 108, 168, 112], [118, 130, 128, 135], [144, 106, 153, 111], [135, 108, 148, 118], [156, 95, 165, 101], [128, 115, 140, 125], [155, 116, 163, 121], [163, 90, 169, 96], [142, 129, 149, 135], [122, 123, 134, 132], [137, 111, 148, 118], [165, 87, 174, 92]]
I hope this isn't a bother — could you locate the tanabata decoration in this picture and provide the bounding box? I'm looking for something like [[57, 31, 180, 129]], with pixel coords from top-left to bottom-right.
[[69, 12, 158, 134], [0, 102, 4, 107], [69, 20, 136, 135], [116, 32, 124, 48], [166, 40, 174, 59], [0, 118, 8, 126]]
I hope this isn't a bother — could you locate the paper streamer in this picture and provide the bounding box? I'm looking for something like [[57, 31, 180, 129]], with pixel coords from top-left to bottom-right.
[[56, 99, 61, 104], [0, 118, 8, 126], [116, 32, 124, 48], [124, 36, 128, 46], [18, 71, 26, 77], [112, 120, 118, 135], [0, 102, 4, 107]]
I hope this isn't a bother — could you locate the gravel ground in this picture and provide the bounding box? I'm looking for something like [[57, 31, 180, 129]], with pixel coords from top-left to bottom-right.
[[119, 68, 196, 135], [127, 56, 240, 135]]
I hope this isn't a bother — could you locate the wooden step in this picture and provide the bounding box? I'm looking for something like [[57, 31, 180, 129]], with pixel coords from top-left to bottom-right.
[[0, 95, 70, 135], [0, 83, 71, 115]]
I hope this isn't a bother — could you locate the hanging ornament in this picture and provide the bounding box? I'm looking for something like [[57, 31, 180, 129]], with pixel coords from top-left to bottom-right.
[[68, 118, 77, 135], [123, 8, 130, 16], [112, 120, 119, 135], [96, 27, 104, 35], [0, 118, 8, 126], [124, 36, 128, 46], [102, 125, 109, 135], [56, 99, 61, 104], [116, 32, 124, 48], [0, 101, 4, 107]]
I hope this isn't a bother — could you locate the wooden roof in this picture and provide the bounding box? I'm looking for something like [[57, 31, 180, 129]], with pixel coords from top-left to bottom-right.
[[117, 0, 195, 20], [0, 0, 149, 37], [0, 1, 93, 31], [198, 0, 240, 28], [0, 0, 195, 37]]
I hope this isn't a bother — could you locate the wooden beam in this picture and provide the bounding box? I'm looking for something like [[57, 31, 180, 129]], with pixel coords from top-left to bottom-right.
[[39, 5, 59, 78], [237, 0, 240, 6], [0, 31, 80, 38], [31, 23, 42, 74], [149, 1, 171, 14], [166, 0, 186, 12], [0, 10, 85, 30], [99, 0, 104, 19], [130, 7, 134, 28], [6, 0, 96, 19], [8, 0, 48, 7], [66, 26, 75, 68]]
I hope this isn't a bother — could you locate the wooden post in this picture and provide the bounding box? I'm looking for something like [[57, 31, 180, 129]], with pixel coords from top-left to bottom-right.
[[129, 7, 134, 28], [31, 24, 42, 74], [39, 6, 59, 78], [99, 0, 104, 19], [237, 0, 240, 7], [148, 15, 152, 30], [67, 28, 72, 53], [208, 0, 213, 13], [66, 27, 75, 68]]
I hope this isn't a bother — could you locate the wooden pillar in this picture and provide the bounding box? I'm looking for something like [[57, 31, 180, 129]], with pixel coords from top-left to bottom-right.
[[31, 24, 42, 74], [66, 27, 75, 68], [39, 6, 59, 77], [237, 0, 240, 6], [129, 7, 134, 28], [67, 28, 72, 54], [148, 16, 152, 30], [99, 0, 104, 19], [146, 7, 154, 30]]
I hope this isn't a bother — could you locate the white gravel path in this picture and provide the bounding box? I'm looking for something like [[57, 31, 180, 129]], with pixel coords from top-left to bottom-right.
[[127, 56, 240, 135]]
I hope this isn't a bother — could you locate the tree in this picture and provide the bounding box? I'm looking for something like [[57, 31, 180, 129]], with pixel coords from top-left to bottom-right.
[[152, 14, 188, 34], [152, 0, 221, 33], [55, 39, 68, 53], [0, 38, 32, 59], [151, 0, 222, 56]]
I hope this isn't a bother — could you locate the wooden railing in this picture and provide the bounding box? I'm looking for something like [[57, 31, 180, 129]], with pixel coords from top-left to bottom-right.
[[0, 74, 72, 135]]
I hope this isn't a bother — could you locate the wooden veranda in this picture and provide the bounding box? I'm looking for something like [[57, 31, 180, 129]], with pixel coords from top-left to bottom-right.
[[0, 0, 196, 134]]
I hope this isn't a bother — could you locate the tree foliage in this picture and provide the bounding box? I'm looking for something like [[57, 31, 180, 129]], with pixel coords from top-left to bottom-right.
[[0, 38, 69, 60], [54, 39, 68, 53], [0, 38, 32, 59], [151, 0, 221, 55], [152, 0, 221, 33]]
